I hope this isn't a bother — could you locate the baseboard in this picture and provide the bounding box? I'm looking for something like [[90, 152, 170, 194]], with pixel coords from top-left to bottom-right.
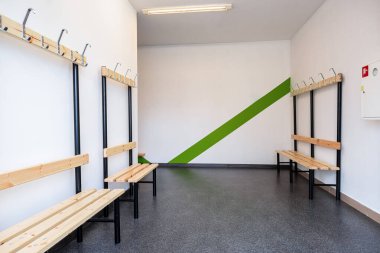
[[158, 163, 277, 169], [298, 173, 380, 224]]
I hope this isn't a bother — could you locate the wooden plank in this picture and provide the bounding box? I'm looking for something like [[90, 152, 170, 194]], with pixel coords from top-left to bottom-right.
[[291, 73, 343, 96], [101, 66, 136, 88], [0, 189, 96, 245], [116, 164, 150, 182], [104, 142, 136, 158], [288, 151, 339, 171], [286, 151, 329, 170], [0, 154, 89, 190], [104, 164, 141, 182], [18, 189, 125, 253], [292, 135, 341, 150], [128, 164, 158, 183], [279, 151, 317, 170], [0, 190, 111, 252], [138, 153, 146, 157], [0, 14, 87, 66]]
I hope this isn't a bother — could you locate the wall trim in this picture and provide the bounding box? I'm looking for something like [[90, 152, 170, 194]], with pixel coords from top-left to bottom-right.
[[298, 173, 380, 224], [159, 163, 277, 169]]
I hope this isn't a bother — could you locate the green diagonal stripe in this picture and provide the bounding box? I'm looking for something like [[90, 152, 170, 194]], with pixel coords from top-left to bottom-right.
[[168, 78, 290, 164]]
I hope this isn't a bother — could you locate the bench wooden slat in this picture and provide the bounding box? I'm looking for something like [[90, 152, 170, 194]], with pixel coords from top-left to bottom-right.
[[278, 150, 339, 171], [116, 164, 150, 182], [18, 189, 125, 253], [104, 164, 141, 182], [0, 154, 89, 190], [0, 189, 111, 252], [128, 164, 158, 183], [292, 135, 341, 150], [286, 151, 329, 170], [279, 151, 318, 170], [104, 142, 136, 158], [0, 189, 96, 245], [287, 151, 339, 170]]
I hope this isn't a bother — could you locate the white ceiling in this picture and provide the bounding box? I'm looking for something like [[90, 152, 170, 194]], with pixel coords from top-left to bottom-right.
[[129, 0, 325, 46]]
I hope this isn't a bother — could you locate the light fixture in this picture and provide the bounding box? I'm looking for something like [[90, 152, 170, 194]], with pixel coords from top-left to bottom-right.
[[142, 4, 233, 15]]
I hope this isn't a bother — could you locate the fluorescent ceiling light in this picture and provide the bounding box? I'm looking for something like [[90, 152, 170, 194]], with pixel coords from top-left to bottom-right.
[[142, 4, 233, 15]]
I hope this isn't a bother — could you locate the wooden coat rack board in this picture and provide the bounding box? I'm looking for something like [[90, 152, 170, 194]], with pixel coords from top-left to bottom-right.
[[291, 73, 343, 96], [0, 13, 87, 66], [101, 67, 136, 87]]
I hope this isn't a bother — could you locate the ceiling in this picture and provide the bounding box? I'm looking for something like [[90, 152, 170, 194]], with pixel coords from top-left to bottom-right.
[[129, 0, 326, 46]]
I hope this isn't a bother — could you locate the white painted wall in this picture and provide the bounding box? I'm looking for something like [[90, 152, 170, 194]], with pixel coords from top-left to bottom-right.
[[291, 0, 380, 213], [138, 41, 291, 164], [0, 0, 137, 229]]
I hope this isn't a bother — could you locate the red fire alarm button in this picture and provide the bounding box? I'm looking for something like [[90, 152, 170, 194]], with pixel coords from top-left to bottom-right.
[[362, 65, 369, 78]]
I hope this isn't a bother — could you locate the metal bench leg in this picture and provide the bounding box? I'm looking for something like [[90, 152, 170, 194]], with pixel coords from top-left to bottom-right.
[[129, 183, 134, 196], [134, 183, 139, 219], [76, 226, 83, 243], [114, 198, 121, 244], [276, 153, 280, 174], [336, 170, 341, 201], [309, 170, 314, 200], [153, 169, 157, 196], [289, 160, 293, 183]]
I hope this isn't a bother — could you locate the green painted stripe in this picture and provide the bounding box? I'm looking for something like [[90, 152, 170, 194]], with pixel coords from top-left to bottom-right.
[[168, 78, 290, 164], [138, 156, 150, 164]]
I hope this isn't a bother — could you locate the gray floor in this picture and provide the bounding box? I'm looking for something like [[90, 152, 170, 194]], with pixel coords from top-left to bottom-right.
[[56, 167, 380, 253]]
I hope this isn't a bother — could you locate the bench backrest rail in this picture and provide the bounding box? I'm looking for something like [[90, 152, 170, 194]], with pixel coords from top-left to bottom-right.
[[291, 135, 341, 150], [103, 142, 136, 158], [0, 154, 89, 191]]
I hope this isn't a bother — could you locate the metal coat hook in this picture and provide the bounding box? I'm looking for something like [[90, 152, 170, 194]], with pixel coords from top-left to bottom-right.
[[310, 77, 315, 84], [303, 81, 307, 87], [319, 73, 325, 80], [81, 43, 91, 66], [134, 74, 138, 83], [22, 8, 36, 41], [0, 15, 8, 31], [330, 68, 337, 76], [57, 29, 68, 56], [113, 63, 121, 78], [296, 83, 300, 89], [125, 68, 131, 78], [41, 35, 49, 49]]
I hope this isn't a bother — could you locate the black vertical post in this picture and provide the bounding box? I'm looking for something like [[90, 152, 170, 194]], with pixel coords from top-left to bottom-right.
[[276, 153, 280, 174], [114, 198, 121, 244], [102, 76, 109, 217], [134, 183, 139, 219], [293, 95, 298, 174], [309, 90, 315, 200], [153, 169, 157, 196], [336, 82, 342, 200], [128, 86, 133, 165], [289, 160, 293, 183], [73, 63, 83, 242], [128, 86, 133, 196]]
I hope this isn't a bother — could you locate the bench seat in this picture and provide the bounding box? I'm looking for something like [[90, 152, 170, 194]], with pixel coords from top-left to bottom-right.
[[0, 188, 124, 253], [277, 150, 339, 171], [105, 163, 159, 183]]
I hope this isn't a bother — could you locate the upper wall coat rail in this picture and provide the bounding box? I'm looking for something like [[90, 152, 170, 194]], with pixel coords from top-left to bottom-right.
[[101, 66, 136, 87], [0, 13, 88, 66], [291, 73, 343, 96]]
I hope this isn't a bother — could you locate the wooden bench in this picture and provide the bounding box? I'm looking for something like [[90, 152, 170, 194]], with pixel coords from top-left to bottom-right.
[[0, 154, 125, 253], [276, 135, 341, 199], [103, 142, 158, 219]]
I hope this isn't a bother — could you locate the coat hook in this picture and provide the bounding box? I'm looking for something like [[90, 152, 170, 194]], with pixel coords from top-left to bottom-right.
[[113, 63, 121, 78], [41, 35, 49, 49], [303, 81, 307, 87], [125, 68, 131, 78], [57, 29, 68, 56], [22, 8, 36, 41], [134, 74, 138, 83], [81, 43, 91, 66], [310, 77, 315, 84], [296, 83, 300, 89], [0, 15, 8, 31], [330, 68, 337, 76], [319, 73, 325, 80]]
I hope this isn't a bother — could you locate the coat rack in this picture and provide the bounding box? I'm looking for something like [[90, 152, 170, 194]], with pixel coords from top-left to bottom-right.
[[0, 10, 88, 66]]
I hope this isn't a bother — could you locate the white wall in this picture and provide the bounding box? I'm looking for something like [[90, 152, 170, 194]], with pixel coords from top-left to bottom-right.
[[291, 0, 380, 213], [0, 0, 137, 229], [138, 41, 291, 164]]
